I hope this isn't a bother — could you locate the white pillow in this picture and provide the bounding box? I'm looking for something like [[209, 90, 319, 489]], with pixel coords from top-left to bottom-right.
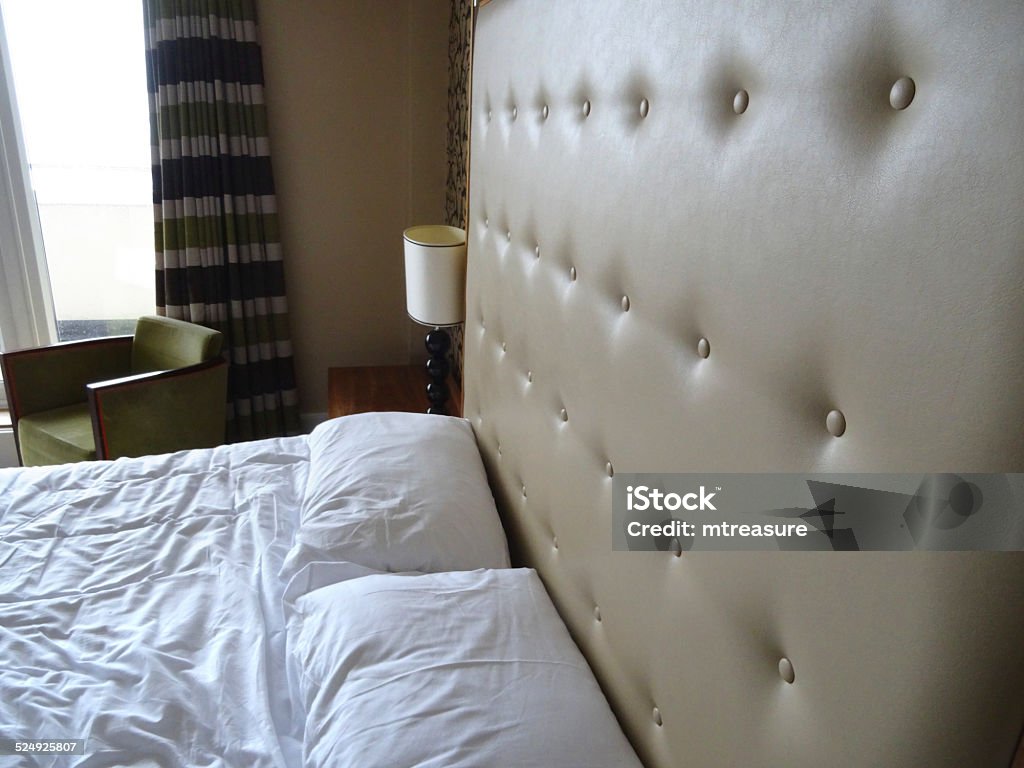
[[287, 568, 644, 768], [283, 413, 510, 581]]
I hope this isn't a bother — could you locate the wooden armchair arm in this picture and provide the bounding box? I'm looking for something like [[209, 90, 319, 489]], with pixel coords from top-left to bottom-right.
[[1, 336, 134, 425], [86, 357, 228, 460]]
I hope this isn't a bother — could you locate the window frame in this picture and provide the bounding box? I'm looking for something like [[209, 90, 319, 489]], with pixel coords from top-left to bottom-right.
[[0, 1, 57, 408]]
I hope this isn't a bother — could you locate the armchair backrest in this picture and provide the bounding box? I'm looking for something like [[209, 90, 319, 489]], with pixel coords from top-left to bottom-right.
[[132, 316, 223, 373]]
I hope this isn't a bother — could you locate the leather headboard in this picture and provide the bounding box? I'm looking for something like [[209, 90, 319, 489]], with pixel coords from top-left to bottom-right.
[[463, 1, 1024, 766]]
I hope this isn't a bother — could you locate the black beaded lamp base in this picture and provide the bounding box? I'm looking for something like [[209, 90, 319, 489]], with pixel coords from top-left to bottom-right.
[[424, 328, 451, 415]]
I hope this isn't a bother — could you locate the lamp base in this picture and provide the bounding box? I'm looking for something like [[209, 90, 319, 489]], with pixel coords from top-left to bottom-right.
[[424, 328, 451, 415]]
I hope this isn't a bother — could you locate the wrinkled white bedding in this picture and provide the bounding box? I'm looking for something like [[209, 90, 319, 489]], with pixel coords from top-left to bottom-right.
[[0, 438, 310, 767]]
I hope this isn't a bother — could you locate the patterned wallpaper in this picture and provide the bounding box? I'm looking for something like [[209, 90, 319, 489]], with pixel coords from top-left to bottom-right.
[[446, 0, 473, 380]]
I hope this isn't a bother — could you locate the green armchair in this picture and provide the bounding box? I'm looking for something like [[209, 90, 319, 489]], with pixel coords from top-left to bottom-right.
[[1, 316, 228, 466]]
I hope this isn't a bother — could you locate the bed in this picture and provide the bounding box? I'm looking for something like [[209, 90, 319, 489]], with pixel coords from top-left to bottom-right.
[[3, 0, 1024, 766], [0, 413, 641, 766]]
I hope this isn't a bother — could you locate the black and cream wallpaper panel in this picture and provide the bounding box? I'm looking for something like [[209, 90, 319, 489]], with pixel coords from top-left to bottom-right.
[[446, 0, 472, 379]]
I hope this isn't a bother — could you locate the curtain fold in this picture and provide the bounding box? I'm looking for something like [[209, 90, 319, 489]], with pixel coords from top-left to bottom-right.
[[144, 0, 299, 441]]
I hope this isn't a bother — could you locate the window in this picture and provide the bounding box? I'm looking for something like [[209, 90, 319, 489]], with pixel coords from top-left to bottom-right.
[[0, 0, 153, 407]]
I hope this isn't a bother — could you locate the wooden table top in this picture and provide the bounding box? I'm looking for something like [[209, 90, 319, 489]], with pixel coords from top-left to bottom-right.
[[327, 365, 463, 419]]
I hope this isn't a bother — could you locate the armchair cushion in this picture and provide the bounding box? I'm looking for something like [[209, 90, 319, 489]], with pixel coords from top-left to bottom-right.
[[18, 403, 96, 466], [132, 316, 223, 373]]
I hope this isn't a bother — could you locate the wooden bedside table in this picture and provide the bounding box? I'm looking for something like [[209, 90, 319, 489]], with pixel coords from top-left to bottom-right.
[[327, 365, 463, 419]]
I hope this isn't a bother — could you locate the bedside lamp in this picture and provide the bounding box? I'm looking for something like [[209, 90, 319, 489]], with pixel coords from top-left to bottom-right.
[[403, 225, 467, 415]]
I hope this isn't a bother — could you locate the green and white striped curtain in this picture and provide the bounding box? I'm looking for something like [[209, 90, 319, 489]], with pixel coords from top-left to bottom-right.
[[143, 0, 299, 441]]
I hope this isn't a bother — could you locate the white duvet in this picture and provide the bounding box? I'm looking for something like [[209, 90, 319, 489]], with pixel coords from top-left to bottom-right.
[[0, 437, 310, 767]]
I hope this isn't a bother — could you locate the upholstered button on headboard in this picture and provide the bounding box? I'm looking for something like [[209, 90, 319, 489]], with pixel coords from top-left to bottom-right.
[[463, 1, 1024, 766]]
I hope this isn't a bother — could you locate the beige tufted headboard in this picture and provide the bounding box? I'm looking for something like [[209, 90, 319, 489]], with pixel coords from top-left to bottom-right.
[[463, 1, 1024, 766]]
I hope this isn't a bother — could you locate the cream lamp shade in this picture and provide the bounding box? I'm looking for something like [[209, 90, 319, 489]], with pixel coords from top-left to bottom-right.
[[403, 225, 467, 327]]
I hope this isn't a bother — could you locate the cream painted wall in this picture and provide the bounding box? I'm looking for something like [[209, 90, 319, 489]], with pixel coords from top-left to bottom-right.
[[259, 0, 450, 414]]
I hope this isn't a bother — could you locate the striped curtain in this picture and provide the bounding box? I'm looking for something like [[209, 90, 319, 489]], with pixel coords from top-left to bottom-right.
[[143, 0, 299, 441]]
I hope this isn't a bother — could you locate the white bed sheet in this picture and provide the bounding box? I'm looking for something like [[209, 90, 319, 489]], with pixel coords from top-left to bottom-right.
[[0, 437, 310, 767]]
